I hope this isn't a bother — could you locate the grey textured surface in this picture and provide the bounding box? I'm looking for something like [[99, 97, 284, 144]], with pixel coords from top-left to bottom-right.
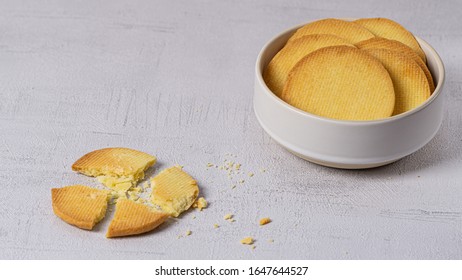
[[1, 0, 461, 259]]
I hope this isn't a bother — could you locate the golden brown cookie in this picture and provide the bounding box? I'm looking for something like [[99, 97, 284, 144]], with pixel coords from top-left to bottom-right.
[[282, 46, 395, 120], [72, 148, 156, 192], [363, 48, 430, 115], [151, 166, 199, 217], [264, 34, 355, 96], [356, 37, 434, 93], [288, 18, 375, 44], [51, 185, 109, 230], [106, 199, 169, 238], [354, 18, 426, 62]]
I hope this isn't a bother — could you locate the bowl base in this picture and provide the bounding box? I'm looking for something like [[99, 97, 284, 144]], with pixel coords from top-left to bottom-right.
[[286, 148, 401, 169]]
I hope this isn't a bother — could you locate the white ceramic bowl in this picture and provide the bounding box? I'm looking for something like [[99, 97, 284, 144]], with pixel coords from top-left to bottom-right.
[[254, 20, 445, 169]]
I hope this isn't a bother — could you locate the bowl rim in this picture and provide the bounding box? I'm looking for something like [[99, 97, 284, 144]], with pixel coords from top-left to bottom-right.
[[255, 19, 446, 126]]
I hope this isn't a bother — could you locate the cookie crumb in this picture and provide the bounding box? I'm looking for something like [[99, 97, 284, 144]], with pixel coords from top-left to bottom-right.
[[224, 214, 233, 220], [192, 197, 208, 211], [240, 237, 254, 245], [259, 217, 271, 226]]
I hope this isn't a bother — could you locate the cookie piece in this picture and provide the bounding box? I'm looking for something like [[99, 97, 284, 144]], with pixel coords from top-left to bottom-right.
[[363, 48, 430, 115], [356, 37, 434, 93], [264, 34, 355, 96], [282, 46, 395, 120], [354, 18, 426, 63], [72, 148, 156, 192], [106, 199, 169, 238], [288, 18, 375, 44], [51, 185, 109, 230], [151, 166, 199, 217]]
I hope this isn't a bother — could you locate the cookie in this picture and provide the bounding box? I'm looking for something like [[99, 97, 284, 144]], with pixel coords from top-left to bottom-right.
[[356, 37, 434, 92], [151, 166, 199, 217], [72, 148, 156, 192], [106, 199, 169, 238], [363, 48, 430, 115], [51, 185, 109, 230], [288, 18, 375, 44], [282, 46, 395, 120], [264, 34, 355, 96], [354, 18, 426, 63]]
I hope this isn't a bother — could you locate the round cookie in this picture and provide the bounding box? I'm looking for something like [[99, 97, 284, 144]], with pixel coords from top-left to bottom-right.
[[264, 34, 355, 96], [281, 46, 395, 121], [354, 18, 426, 63], [288, 18, 375, 44], [356, 37, 435, 93], [363, 48, 430, 115]]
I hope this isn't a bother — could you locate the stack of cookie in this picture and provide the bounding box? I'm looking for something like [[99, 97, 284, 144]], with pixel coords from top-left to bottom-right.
[[264, 18, 434, 121]]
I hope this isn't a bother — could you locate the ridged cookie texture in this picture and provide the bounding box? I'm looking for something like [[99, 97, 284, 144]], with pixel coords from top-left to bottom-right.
[[354, 18, 426, 63], [288, 18, 375, 44], [356, 37, 434, 93], [51, 185, 109, 230], [363, 48, 430, 115], [264, 34, 355, 96], [151, 166, 199, 217], [72, 147, 156, 192], [282, 46, 395, 121], [106, 199, 169, 238]]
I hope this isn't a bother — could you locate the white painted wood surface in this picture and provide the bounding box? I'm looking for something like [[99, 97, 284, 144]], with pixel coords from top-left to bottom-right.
[[1, 0, 461, 259]]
